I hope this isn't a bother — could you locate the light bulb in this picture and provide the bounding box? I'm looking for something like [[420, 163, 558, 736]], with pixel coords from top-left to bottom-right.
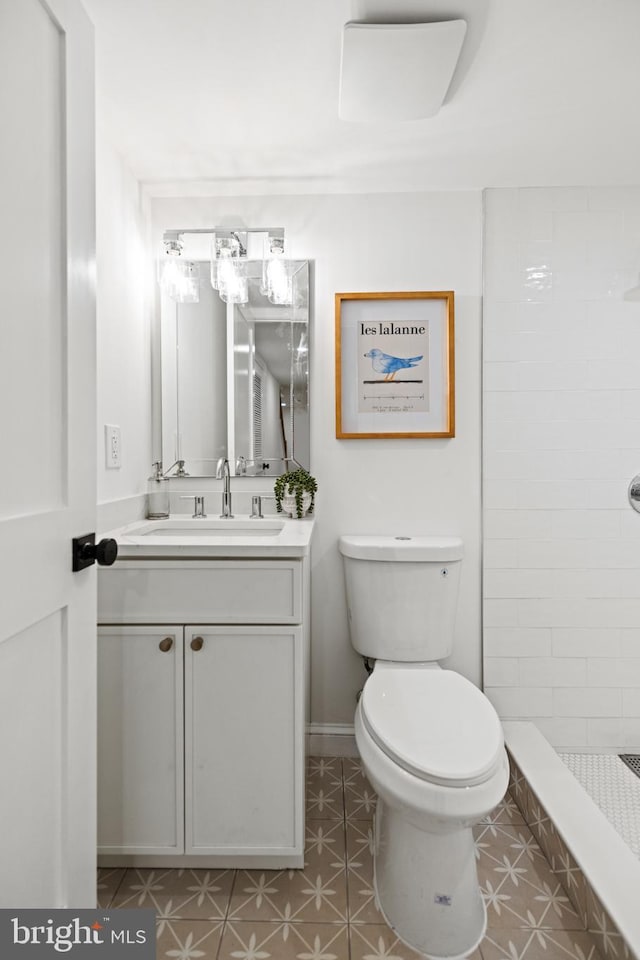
[[262, 236, 293, 305], [160, 256, 199, 303]]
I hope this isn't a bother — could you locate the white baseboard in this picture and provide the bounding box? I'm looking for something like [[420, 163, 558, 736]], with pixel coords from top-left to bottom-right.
[[306, 723, 358, 758]]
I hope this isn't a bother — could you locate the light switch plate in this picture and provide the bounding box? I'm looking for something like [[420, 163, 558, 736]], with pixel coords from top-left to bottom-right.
[[105, 424, 121, 469]]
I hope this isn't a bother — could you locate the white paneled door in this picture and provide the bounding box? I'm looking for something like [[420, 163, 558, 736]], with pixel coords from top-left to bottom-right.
[[0, 0, 97, 906]]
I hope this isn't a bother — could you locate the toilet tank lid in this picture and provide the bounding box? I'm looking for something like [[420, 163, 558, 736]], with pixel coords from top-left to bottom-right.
[[339, 535, 464, 562]]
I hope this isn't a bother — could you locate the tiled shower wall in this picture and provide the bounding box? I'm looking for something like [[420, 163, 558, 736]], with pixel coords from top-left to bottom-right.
[[483, 187, 640, 752]]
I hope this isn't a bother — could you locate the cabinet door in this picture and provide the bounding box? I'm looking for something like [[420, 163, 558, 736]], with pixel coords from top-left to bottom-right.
[[98, 626, 184, 855], [185, 626, 304, 856]]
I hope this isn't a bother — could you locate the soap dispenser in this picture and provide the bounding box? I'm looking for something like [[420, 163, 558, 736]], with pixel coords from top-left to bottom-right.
[[147, 461, 170, 519]]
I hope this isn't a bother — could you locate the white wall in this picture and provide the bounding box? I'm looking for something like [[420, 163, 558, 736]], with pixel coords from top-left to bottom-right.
[[483, 186, 640, 753], [96, 120, 151, 515], [151, 191, 483, 725]]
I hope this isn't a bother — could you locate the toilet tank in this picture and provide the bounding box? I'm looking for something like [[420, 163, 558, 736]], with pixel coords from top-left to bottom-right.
[[339, 535, 464, 662]]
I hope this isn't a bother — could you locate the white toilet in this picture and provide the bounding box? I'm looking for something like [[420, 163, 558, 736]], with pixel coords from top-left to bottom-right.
[[339, 534, 509, 960]]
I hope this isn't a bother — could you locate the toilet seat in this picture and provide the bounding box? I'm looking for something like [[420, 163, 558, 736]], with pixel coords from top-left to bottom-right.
[[360, 665, 504, 788]]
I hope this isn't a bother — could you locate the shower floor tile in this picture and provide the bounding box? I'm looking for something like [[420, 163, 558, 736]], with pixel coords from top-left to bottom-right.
[[560, 753, 640, 859], [98, 758, 604, 960]]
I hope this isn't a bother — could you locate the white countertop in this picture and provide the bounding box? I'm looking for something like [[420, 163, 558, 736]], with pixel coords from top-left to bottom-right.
[[103, 515, 315, 559]]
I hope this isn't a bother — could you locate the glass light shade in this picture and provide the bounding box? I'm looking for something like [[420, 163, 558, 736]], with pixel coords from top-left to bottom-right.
[[219, 269, 248, 304], [218, 253, 248, 303], [210, 234, 248, 303], [211, 235, 240, 289], [160, 256, 200, 303], [268, 257, 293, 304], [262, 237, 294, 305]]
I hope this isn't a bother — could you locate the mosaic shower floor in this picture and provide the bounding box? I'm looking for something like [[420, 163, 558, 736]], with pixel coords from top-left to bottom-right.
[[559, 753, 640, 860], [98, 757, 604, 960]]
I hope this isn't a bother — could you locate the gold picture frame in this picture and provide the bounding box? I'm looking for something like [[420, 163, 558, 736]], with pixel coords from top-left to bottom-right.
[[335, 291, 455, 439]]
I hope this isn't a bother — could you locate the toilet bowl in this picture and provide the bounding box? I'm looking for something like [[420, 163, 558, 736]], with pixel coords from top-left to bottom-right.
[[338, 535, 509, 960], [356, 662, 509, 960]]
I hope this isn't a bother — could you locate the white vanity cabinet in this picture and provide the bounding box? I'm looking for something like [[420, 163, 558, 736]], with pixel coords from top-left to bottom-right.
[[97, 555, 309, 869]]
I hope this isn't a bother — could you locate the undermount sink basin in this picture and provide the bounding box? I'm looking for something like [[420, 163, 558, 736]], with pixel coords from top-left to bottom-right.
[[133, 519, 284, 538], [104, 514, 313, 558]]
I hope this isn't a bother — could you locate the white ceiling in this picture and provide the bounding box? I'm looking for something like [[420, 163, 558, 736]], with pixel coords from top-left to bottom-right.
[[84, 0, 640, 195]]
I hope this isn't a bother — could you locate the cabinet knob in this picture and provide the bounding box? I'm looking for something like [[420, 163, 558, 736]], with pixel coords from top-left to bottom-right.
[[190, 636, 204, 652], [158, 636, 173, 653]]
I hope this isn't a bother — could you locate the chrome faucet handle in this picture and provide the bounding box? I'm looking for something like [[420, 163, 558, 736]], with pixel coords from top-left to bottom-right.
[[180, 495, 207, 518], [250, 495, 276, 519]]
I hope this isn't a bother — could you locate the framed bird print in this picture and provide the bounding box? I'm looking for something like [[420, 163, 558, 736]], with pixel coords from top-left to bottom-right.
[[335, 291, 455, 439]]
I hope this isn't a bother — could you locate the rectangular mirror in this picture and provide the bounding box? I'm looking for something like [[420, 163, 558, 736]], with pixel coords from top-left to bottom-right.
[[159, 259, 309, 477]]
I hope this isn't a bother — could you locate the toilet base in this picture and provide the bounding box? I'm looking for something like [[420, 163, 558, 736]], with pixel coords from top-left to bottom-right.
[[373, 798, 486, 960]]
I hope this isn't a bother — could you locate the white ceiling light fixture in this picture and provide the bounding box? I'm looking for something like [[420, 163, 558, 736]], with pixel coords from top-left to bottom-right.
[[339, 19, 467, 122]]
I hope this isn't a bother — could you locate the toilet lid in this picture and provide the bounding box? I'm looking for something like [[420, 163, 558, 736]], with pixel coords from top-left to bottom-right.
[[360, 667, 504, 787]]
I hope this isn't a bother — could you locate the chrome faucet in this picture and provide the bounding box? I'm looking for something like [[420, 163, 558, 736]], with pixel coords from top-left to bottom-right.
[[216, 458, 234, 518]]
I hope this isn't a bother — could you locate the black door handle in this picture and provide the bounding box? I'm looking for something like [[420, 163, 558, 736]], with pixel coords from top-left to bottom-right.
[[72, 533, 118, 572]]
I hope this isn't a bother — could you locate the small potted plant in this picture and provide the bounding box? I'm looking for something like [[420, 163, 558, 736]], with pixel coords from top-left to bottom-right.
[[274, 468, 317, 519]]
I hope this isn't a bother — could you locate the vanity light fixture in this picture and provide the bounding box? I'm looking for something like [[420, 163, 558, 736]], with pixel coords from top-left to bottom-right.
[[159, 227, 293, 308], [158, 237, 200, 303]]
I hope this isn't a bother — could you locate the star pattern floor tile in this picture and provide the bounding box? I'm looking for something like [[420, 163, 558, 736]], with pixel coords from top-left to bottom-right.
[[218, 920, 349, 960], [350, 924, 484, 960], [111, 866, 234, 920], [98, 757, 604, 960], [156, 919, 224, 960]]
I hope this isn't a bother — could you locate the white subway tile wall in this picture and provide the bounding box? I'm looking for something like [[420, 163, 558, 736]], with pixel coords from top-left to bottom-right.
[[483, 187, 640, 752]]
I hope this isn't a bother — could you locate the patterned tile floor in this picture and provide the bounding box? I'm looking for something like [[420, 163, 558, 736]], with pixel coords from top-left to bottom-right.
[[97, 757, 603, 960]]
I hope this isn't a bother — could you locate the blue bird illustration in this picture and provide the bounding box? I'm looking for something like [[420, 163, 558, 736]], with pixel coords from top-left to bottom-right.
[[364, 348, 424, 381]]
